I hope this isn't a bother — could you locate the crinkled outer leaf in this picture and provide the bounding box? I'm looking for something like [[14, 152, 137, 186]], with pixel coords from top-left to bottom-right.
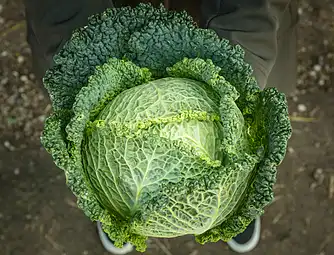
[[44, 4, 195, 111], [41, 3, 292, 252]]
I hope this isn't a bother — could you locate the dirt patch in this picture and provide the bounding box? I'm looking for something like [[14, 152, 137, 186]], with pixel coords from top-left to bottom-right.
[[0, 0, 333, 255]]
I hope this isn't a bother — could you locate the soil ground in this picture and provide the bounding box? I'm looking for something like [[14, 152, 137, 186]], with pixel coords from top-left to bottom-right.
[[0, 0, 334, 255]]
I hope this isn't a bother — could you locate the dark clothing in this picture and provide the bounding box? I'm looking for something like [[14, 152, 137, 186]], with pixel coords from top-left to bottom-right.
[[23, 0, 297, 94], [202, 0, 297, 93]]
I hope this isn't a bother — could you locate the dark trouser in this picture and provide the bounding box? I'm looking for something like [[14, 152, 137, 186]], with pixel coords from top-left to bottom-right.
[[24, 0, 297, 94], [267, 0, 297, 94]]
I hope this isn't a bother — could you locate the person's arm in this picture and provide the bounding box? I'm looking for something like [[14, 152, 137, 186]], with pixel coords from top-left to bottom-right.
[[24, 0, 114, 80], [200, 0, 297, 92]]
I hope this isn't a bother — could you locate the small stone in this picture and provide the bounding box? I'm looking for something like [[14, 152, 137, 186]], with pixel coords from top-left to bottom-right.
[[297, 7, 303, 15], [297, 79, 303, 85], [309, 70, 317, 77], [0, 51, 8, 57], [20, 75, 29, 83], [38, 115, 46, 122], [313, 64, 321, 72], [4, 141, 15, 151], [297, 104, 307, 112], [1, 77, 9, 85], [17, 55, 25, 64], [288, 147, 295, 154], [29, 73, 36, 80], [12, 71, 19, 77], [318, 79, 325, 86], [14, 168, 20, 175], [313, 168, 325, 185], [0, 17, 4, 25], [297, 167, 306, 173], [310, 182, 318, 191], [38, 94, 45, 100], [292, 96, 298, 102], [0, 5, 3, 13]]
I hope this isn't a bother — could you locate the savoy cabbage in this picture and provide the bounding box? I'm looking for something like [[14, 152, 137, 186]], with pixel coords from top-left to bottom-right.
[[41, 3, 292, 252]]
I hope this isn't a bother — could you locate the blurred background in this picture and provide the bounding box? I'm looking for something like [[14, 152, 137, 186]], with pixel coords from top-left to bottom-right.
[[0, 0, 333, 254]]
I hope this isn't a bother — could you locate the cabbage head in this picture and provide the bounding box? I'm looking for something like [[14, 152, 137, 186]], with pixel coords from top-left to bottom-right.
[[41, 3, 291, 252]]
